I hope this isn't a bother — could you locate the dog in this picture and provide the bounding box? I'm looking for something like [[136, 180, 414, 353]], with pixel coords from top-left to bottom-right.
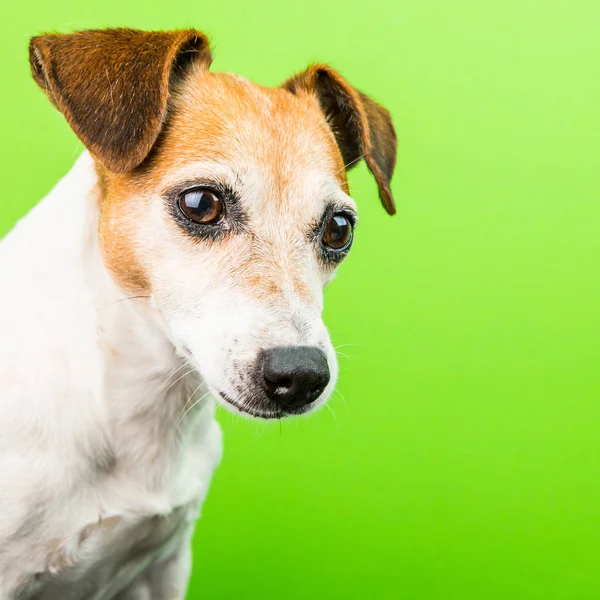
[[0, 28, 396, 599]]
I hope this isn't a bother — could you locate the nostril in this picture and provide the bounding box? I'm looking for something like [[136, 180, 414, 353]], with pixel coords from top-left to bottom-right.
[[258, 346, 330, 409], [310, 383, 324, 397], [266, 375, 292, 389], [279, 377, 293, 389]]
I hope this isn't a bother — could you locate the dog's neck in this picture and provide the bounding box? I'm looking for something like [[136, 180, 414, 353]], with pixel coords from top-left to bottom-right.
[[1, 153, 214, 503], [78, 155, 216, 499]]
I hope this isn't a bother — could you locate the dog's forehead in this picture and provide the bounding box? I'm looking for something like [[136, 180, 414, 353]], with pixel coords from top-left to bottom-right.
[[97, 70, 357, 293], [148, 70, 350, 206]]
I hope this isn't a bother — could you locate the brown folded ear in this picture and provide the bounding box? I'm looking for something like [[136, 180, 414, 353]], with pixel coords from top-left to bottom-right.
[[29, 28, 212, 173], [283, 65, 397, 215]]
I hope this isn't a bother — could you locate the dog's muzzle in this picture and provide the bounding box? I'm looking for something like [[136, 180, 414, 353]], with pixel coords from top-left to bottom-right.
[[220, 345, 331, 418]]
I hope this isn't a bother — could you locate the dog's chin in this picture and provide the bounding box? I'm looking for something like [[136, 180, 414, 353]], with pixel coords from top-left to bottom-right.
[[216, 391, 317, 420]]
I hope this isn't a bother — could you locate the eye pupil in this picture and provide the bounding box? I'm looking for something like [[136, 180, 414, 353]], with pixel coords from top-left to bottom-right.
[[179, 190, 223, 224], [323, 214, 353, 250]]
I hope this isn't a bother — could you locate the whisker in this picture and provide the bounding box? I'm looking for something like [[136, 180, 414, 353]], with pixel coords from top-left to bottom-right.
[[159, 362, 192, 391], [324, 401, 337, 421], [99, 295, 152, 310], [177, 389, 210, 430], [332, 388, 350, 415], [252, 422, 268, 445], [336, 352, 367, 362], [180, 380, 206, 415], [161, 368, 195, 397], [334, 153, 366, 176], [334, 343, 362, 351]]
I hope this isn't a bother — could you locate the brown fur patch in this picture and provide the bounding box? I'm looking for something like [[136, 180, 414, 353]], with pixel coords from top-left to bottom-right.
[[139, 69, 347, 191], [284, 65, 397, 214], [96, 172, 152, 294], [29, 28, 396, 295], [29, 28, 211, 173], [97, 67, 347, 295]]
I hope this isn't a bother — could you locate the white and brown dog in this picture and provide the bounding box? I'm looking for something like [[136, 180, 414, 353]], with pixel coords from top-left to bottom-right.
[[0, 28, 396, 599]]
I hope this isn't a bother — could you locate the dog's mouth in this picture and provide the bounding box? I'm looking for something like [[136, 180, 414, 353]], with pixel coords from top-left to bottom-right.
[[217, 391, 315, 420]]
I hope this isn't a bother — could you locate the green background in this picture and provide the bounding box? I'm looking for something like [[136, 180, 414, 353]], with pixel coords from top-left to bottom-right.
[[2, 1, 600, 598]]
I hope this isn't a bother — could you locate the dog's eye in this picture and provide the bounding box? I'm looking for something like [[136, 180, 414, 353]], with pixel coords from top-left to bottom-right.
[[178, 189, 223, 224], [323, 214, 353, 250]]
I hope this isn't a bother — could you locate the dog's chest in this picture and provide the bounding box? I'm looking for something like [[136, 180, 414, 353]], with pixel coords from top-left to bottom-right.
[[20, 501, 197, 600], [14, 409, 223, 600]]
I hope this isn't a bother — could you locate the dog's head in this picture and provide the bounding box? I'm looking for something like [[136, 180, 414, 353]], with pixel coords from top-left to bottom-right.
[[29, 29, 396, 418]]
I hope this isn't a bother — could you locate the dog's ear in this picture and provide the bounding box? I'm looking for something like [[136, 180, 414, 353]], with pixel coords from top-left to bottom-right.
[[283, 65, 397, 215], [29, 28, 212, 173]]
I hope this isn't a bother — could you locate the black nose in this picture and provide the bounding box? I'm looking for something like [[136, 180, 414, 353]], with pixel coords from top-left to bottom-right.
[[258, 346, 330, 409]]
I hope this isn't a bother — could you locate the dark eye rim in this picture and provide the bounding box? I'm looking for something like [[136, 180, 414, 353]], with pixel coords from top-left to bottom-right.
[[322, 213, 355, 252], [163, 178, 248, 241], [312, 206, 357, 263], [177, 187, 225, 225]]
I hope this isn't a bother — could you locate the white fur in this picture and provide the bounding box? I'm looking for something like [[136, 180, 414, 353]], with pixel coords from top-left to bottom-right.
[[0, 145, 350, 597], [0, 154, 221, 599], [125, 155, 347, 419]]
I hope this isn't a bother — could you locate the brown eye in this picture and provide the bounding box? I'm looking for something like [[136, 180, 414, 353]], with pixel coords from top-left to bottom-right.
[[178, 189, 223, 224], [323, 214, 353, 250]]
